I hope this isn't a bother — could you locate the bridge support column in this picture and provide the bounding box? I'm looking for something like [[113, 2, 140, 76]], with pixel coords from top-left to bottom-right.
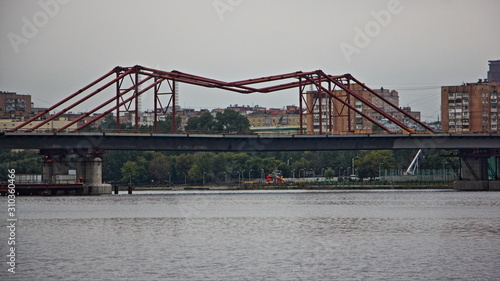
[[77, 149, 111, 195], [41, 150, 70, 184], [453, 149, 500, 191]]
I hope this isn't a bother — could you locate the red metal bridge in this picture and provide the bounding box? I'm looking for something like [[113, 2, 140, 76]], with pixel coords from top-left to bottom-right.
[[9, 65, 435, 135]]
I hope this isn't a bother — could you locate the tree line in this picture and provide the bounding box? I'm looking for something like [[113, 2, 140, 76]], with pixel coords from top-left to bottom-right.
[[103, 149, 453, 185], [0, 148, 455, 183]]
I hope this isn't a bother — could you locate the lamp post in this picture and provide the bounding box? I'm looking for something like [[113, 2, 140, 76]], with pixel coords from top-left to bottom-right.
[[379, 163, 384, 178], [237, 171, 241, 187], [351, 156, 358, 177], [168, 172, 171, 186], [184, 172, 187, 187], [339, 167, 343, 179], [248, 169, 252, 182], [203, 171, 206, 186], [223, 171, 227, 184]]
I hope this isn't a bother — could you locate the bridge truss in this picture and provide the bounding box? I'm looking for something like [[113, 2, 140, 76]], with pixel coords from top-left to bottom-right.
[[9, 65, 435, 134]]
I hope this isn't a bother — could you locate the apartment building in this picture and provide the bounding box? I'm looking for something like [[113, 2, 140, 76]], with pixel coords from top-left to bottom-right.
[[441, 81, 500, 133]]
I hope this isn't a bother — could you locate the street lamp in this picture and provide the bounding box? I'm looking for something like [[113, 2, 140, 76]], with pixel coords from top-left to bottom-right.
[[339, 167, 343, 179], [379, 163, 384, 178], [203, 171, 207, 186], [237, 171, 241, 186], [248, 169, 252, 182], [223, 171, 227, 184], [352, 156, 358, 176], [184, 172, 187, 187]]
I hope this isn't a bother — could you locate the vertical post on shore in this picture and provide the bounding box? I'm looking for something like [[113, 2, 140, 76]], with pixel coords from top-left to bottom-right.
[[128, 184, 132, 194]]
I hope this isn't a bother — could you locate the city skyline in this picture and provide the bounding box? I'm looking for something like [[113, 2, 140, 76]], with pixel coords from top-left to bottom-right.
[[1, 0, 499, 121]]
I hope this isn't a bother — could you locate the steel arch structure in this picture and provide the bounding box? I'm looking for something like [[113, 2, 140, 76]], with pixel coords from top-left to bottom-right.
[[9, 65, 435, 134]]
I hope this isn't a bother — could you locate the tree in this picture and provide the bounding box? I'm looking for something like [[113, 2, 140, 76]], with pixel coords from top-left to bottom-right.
[[148, 156, 172, 183], [214, 109, 250, 133], [121, 161, 139, 184], [0, 150, 41, 180], [355, 150, 396, 179], [185, 112, 217, 132], [188, 153, 215, 183], [185, 109, 250, 133], [324, 168, 335, 178]]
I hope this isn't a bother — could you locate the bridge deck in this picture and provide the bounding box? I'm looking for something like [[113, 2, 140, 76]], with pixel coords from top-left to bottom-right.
[[1, 133, 499, 151]]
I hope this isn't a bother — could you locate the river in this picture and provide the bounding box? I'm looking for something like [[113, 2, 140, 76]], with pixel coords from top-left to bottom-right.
[[1, 190, 499, 280]]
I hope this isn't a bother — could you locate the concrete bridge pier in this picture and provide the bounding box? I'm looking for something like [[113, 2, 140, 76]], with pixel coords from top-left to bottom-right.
[[76, 150, 112, 195], [453, 149, 500, 191], [41, 152, 70, 184], [40, 149, 111, 195]]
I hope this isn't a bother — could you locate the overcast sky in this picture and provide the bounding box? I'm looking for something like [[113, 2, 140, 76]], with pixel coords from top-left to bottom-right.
[[1, 0, 499, 121]]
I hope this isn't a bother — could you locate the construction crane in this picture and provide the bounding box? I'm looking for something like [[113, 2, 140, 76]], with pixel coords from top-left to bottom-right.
[[404, 149, 424, 175]]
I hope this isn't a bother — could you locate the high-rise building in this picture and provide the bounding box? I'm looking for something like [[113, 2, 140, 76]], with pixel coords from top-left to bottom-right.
[[488, 60, 500, 82], [441, 81, 500, 133]]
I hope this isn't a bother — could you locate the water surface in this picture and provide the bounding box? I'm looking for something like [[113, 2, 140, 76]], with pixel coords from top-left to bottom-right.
[[1, 190, 499, 280]]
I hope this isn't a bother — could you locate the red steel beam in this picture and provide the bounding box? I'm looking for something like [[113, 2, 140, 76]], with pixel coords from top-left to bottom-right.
[[304, 76, 394, 134], [317, 71, 415, 133], [138, 71, 252, 94], [72, 78, 166, 132], [8, 67, 122, 132], [24, 68, 135, 133], [347, 74, 436, 133], [17, 65, 435, 134], [54, 75, 154, 133]]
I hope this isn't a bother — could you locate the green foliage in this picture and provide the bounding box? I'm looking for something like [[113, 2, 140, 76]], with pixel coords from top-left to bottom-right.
[[355, 150, 396, 178], [0, 147, 454, 185], [185, 112, 216, 132], [120, 161, 139, 183], [185, 109, 250, 133], [0, 150, 41, 180], [324, 168, 335, 178], [148, 155, 172, 182], [214, 109, 250, 133]]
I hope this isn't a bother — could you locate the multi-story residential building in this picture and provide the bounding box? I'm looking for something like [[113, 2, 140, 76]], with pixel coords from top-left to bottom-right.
[[304, 86, 421, 134], [0, 91, 32, 120], [441, 81, 500, 133]]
